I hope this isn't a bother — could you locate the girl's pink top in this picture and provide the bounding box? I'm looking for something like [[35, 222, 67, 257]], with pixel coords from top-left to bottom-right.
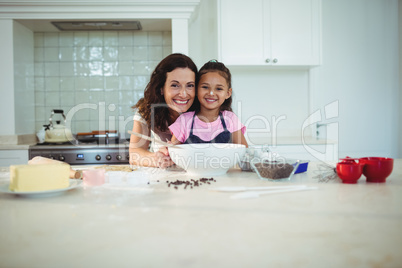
[[169, 111, 246, 143]]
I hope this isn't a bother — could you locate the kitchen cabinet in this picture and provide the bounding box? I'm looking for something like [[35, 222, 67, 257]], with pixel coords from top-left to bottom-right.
[[218, 0, 321, 66], [270, 144, 338, 161], [0, 149, 28, 166]]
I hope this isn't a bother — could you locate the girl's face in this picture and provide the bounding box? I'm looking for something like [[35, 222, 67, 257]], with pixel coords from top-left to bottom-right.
[[162, 67, 196, 117], [197, 72, 232, 112]]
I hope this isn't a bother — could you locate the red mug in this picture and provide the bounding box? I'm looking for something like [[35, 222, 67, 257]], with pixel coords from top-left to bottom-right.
[[336, 160, 364, 184], [359, 157, 393, 183]]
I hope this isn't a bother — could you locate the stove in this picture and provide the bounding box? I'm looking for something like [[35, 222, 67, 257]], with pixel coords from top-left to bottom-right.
[[29, 141, 130, 165]]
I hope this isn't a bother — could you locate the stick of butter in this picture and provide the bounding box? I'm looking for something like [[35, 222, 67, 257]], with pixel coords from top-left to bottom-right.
[[9, 164, 70, 192]]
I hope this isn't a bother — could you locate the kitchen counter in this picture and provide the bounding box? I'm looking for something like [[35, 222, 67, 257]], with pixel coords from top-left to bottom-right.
[[0, 160, 401, 268]]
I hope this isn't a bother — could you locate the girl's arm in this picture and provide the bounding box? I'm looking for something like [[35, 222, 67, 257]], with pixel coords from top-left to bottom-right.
[[170, 134, 183, 145], [232, 129, 248, 147], [129, 120, 174, 168]]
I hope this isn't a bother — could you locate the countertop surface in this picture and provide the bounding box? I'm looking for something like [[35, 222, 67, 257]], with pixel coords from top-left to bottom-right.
[[0, 160, 401, 268]]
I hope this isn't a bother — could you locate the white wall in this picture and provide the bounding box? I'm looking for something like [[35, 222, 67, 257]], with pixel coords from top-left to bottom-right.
[[399, 0, 402, 158], [0, 19, 15, 135], [190, 0, 400, 158], [312, 0, 399, 158], [13, 21, 34, 135]]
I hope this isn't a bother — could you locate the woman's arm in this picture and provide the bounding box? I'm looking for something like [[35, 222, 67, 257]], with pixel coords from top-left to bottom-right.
[[231, 129, 248, 147], [129, 120, 174, 168]]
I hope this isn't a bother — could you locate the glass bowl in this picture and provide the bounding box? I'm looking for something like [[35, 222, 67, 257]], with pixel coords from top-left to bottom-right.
[[251, 158, 300, 181]]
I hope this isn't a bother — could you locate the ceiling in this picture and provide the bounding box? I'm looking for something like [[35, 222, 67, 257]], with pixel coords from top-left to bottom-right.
[[15, 19, 172, 32]]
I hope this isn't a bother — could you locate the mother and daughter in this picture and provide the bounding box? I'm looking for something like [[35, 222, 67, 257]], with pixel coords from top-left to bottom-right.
[[129, 53, 247, 168]]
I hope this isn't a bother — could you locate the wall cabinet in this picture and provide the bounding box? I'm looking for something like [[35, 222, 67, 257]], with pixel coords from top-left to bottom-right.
[[218, 0, 321, 66]]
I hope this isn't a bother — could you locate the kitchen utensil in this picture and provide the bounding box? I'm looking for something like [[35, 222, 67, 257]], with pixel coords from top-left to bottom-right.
[[128, 131, 181, 149], [230, 186, 318, 199], [83, 168, 106, 186], [336, 160, 364, 184], [359, 157, 393, 183], [251, 158, 300, 181], [168, 143, 246, 177], [44, 109, 74, 143], [210, 185, 309, 192]]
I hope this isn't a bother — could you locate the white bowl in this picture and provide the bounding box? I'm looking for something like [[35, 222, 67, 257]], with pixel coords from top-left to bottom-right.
[[168, 143, 246, 177]]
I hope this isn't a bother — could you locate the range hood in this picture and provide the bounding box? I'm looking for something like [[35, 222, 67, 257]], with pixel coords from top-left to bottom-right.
[[51, 21, 142, 31]]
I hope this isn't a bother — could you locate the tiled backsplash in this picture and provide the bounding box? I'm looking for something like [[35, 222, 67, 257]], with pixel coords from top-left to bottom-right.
[[34, 31, 172, 137]]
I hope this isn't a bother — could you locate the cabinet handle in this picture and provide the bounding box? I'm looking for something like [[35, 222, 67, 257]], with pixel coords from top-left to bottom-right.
[[265, 58, 270, 63], [273, 58, 278, 63]]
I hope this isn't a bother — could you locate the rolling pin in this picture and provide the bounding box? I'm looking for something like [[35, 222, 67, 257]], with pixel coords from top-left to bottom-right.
[[28, 156, 82, 179]]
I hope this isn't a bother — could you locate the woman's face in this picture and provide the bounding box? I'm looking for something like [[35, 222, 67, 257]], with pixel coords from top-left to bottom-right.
[[162, 67, 196, 117]]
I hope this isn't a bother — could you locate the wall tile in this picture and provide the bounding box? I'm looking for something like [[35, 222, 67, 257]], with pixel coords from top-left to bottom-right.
[[89, 61, 103, 76], [44, 62, 60, 76], [60, 62, 75, 76], [89, 47, 103, 61], [104, 76, 120, 91], [60, 77, 75, 91], [104, 32, 118, 46], [34, 30, 172, 132], [44, 47, 59, 61], [118, 61, 133, 76], [75, 77, 90, 91], [148, 32, 163, 46], [59, 47, 74, 61], [118, 32, 133, 46], [88, 32, 103, 46], [34, 63, 44, 76], [45, 77, 60, 92], [89, 77, 104, 90], [45, 92, 60, 106], [59, 32, 74, 47], [104, 47, 118, 61], [34, 47, 44, 62], [148, 46, 163, 60], [74, 32, 89, 46], [133, 32, 148, 46], [44, 33, 58, 47], [34, 33, 44, 47], [133, 46, 148, 61]]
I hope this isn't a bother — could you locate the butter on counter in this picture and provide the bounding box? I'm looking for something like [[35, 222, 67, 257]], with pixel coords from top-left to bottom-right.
[[9, 164, 70, 192]]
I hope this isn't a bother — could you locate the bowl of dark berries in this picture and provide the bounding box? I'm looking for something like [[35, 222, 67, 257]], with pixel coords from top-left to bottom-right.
[[251, 158, 300, 181]]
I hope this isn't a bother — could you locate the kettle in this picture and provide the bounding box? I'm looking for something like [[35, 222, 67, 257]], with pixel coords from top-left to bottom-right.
[[44, 109, 74, 143]]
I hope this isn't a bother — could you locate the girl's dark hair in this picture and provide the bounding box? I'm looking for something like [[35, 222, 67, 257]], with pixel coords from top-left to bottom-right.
[[197, 60, 232, 112], [133, 53, 198, 132]]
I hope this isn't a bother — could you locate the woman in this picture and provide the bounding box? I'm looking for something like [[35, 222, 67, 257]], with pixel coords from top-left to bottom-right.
[[129, 53, 198, 168]]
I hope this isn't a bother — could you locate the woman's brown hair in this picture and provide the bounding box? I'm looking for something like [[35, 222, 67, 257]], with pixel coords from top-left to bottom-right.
[[197, 60, 233, 112], [133, 53, 198, 132]]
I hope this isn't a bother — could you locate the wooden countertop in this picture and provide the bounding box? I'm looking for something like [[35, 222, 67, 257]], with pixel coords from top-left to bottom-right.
[[0, 160, 400, 268]]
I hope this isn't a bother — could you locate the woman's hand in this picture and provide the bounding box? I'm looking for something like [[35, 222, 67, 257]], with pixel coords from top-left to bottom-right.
[[155, 146, 175, 168]]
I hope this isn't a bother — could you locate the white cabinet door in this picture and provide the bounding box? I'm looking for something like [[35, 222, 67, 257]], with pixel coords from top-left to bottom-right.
[[219, 0, 265, 65], [218, 0, 321, 66], [0, 150, 29, 166], [268, 0, 321, 65]]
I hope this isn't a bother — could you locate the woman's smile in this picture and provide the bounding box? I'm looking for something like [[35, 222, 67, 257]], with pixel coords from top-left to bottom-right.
[[163, 67, 196, 115]]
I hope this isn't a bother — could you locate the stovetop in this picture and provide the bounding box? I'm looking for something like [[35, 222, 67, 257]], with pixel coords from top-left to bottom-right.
[[29, 140, 130, 165]]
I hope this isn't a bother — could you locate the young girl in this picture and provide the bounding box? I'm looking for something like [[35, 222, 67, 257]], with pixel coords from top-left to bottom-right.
[[169, 60, 248, 146]]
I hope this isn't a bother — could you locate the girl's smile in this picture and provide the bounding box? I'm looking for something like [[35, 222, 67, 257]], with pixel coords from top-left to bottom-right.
[[198, 72, 232, 113]]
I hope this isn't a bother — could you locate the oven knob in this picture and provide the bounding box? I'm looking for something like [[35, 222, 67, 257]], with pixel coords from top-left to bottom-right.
[[116, 155, 122, 160], [106, 155, 112, 160], [126, 155, 130, 160], [49, 155, 54, 160], [95, 155, 101, 161], [58, 156, 65, 161]]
